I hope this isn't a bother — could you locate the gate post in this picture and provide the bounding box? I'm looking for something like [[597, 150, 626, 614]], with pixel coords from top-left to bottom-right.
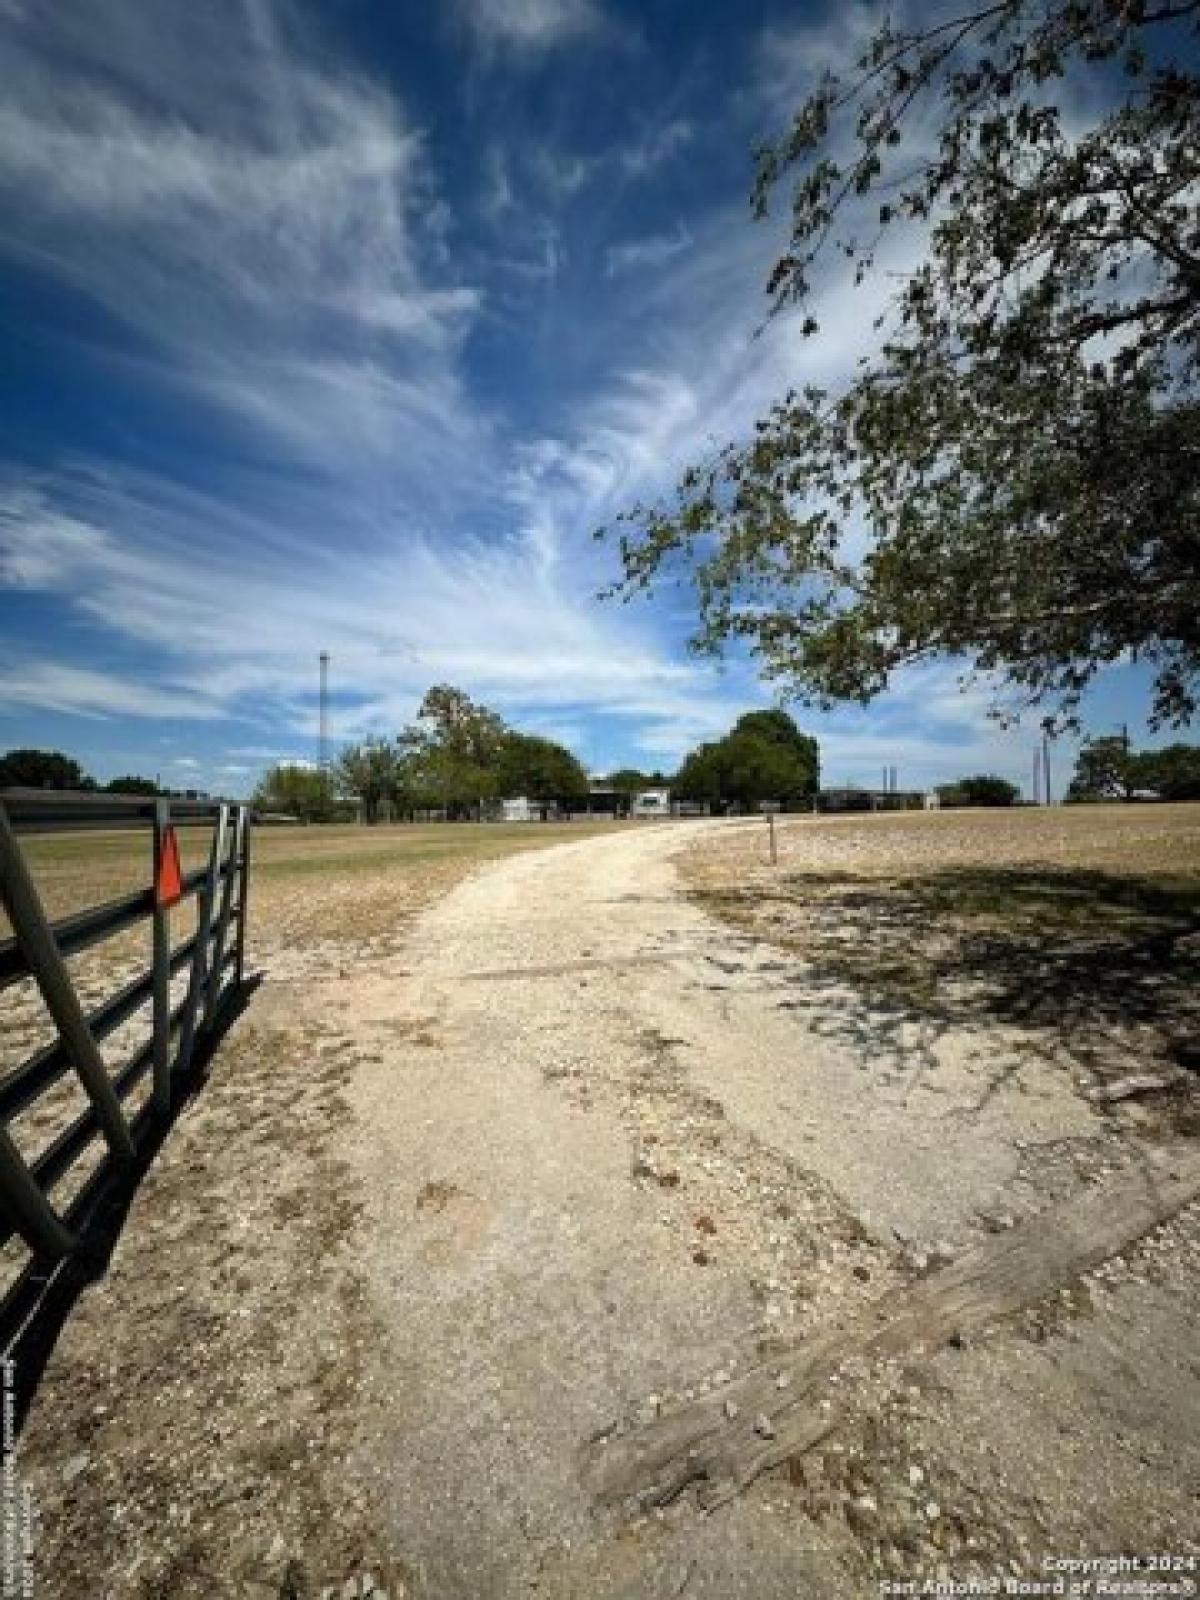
[[151, 798, 172, 1117], [235, 806, 250, 987], [202, 806, 241, 1031], [174, 803, 228, 1079]]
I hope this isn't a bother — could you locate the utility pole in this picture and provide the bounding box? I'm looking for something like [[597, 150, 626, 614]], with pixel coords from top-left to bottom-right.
[[1033, 748, 1041, 805], [1042, 731, 1052, 807], [319, 651, 330, 816]]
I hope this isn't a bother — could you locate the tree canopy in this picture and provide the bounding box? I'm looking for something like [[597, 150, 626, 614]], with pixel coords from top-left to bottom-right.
[[937, 774, 1020, 807], [605, 1, 1200, 730], [105, 774, 160, 796], [334, 740, 405, 824], [1066, 734, 1135, 801], [330, 688, 591, 820], [1138, 742, 1200, 799], [251, 763, 331, 822], [606, 768, 663, 794], [495, 733, 589, 803], [0, 748, 90, 790], [1067, 735, 1200, 799], [674, 709, 819, 809]]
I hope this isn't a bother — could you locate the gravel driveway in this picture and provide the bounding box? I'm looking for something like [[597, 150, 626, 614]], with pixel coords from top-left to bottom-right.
[[327, 821, 1200, 1597]]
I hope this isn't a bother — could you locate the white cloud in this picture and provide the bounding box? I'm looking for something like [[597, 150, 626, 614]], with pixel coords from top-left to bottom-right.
[[0, 474, 718, 758], [619, 117, 693, 179], [480, 145, 515, 221], [0, 0, 487, 503], [753, 8, 885, 124], [0, 660, 221, 722], [453, 0, 603, 52], [606, 226, 692, 277], [527, 143, 598, 200]]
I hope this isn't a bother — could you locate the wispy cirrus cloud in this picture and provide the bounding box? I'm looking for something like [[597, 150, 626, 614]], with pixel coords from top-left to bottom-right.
[[0, 0, 488, 502], [451, 0, 606, 54], [0, 660, 223, 723], [618, 117, 694, 179], [0, 472, 712, 760], [606, 226, 693, 277]]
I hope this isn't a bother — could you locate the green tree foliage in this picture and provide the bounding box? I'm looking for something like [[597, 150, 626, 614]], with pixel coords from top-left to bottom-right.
[[0, 748, 91, 789], [606, 768, 653, 794], [675, 710, 819, 809], [937, 774, 1020, 807], [251, 763, 331, 822], [1068, 737, 1200, 800], [408, 685, 510, 818], [333, 689, 593, 820], [417, 685, 508, 768], [334, 739, 406, 824], [731, 710, 821, 776], [605, 2, 1200, 729], [1134, 743, 1200, 799], [495, 733, 589, 803], [1066, 736, 1134, 801], [105, 774, 160, 796]]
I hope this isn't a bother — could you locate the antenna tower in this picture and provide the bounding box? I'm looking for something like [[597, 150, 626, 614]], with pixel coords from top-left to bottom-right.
[[319, 652, 330, 777]]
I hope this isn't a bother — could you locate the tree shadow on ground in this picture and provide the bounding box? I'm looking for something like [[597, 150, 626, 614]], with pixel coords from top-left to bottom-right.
[[687, 867, 1200, 1114]]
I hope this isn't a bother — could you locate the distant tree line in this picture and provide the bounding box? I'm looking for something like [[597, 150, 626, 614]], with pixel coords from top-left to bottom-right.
[[931, 740, 1200, 808], [0, 748, 180, 796], [255, 693, 825, 823], [1067, 738, 1200, 803], [254, 685, 592, 824], [936, 775, 1020, 809], [0, 697, 828, 828]]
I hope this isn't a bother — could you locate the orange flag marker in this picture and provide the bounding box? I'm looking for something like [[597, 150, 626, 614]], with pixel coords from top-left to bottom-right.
[[155, 824, 184, 909]]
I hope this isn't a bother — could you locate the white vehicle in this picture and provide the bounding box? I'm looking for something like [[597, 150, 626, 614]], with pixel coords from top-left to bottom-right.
[[500, 796, 539, 822], [631, 787, 671, 818]]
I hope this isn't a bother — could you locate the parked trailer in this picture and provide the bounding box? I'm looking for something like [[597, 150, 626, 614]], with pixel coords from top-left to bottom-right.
[[0, 789, 250, 1353], [630, 788, 672, 818]]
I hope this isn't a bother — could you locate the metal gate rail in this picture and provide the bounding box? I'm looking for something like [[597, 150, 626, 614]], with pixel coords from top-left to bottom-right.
[[0, 790, 250, 1295]]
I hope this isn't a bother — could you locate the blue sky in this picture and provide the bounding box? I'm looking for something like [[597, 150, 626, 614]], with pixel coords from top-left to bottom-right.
[[0, 0, 1182, 800]]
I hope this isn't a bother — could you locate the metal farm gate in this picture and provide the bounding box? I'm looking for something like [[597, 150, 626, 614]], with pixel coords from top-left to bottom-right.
[[0, 790, 250, 1346]]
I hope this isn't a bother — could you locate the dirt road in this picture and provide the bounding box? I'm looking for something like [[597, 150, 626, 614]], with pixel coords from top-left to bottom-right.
[[313, 821, 1199, 1596]]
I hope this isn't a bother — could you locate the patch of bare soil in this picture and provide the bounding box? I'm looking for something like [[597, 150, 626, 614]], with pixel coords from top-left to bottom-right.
[[17, 1010, 391, 1599], [682, 805, 1200, 1124]]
